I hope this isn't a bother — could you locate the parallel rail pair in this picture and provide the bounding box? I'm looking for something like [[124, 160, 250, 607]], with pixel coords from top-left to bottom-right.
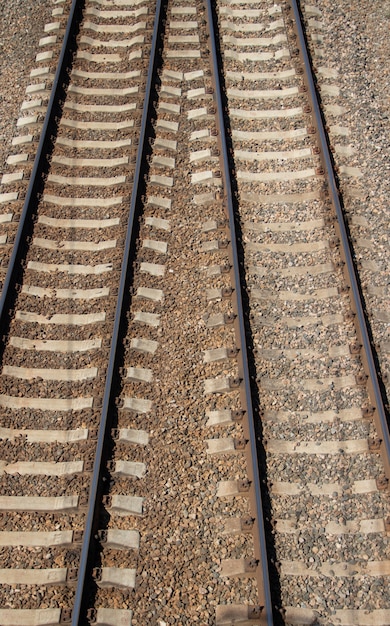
[[0, 0, 388, 624]]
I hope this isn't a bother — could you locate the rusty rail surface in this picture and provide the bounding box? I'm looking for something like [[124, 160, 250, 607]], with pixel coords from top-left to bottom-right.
[[289, 0, 390, 481], [205, 0, 275, 622], [71, 0, 167, 622], [0, 0, 83, 339]]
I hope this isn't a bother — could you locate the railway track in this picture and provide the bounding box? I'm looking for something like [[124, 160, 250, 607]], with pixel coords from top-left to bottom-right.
[[0, 0, 388, 624]]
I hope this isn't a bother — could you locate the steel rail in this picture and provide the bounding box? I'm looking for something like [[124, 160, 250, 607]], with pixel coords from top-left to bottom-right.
[[0, 0, 82, 330], [70, 0, 165, 622], [204, 0, 274, 622], [290, 0, 390, 476]]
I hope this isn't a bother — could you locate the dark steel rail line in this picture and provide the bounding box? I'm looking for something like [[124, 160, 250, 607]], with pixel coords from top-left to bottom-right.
[[71, 0, 166, 621], [205, 0, 275, 622], [289, 0, 390, 480], [1, 0, 387, 622], [0, 0, 165, 620], [0, 0, 83, 337]]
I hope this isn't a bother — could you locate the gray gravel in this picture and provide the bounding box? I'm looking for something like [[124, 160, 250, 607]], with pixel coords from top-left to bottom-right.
[[219, 0, 390, 623], [0, 0, 388, 624], [302, 0, 390, 406]]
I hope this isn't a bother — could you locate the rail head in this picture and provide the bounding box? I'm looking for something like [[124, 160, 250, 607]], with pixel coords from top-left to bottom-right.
[[289, 0, 390, 479], [0, 0, 83, 337], [204, 0, 275, 622], [70, 0, 166, 623]]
